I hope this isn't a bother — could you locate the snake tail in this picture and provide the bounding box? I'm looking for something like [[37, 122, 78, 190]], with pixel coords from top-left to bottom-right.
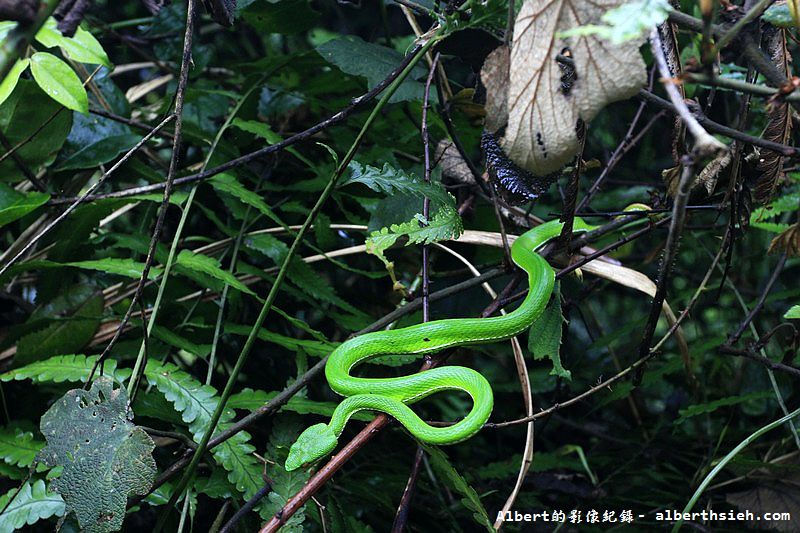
[[285, 218, 595, 471]]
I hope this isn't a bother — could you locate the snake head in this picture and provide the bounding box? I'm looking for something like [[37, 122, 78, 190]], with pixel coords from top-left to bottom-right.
[[285, 423, 337, 471]]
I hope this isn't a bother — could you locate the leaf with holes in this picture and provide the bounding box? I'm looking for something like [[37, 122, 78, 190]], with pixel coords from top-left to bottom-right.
[[36, 378, 156, 533], [489, 0, 647, 176]]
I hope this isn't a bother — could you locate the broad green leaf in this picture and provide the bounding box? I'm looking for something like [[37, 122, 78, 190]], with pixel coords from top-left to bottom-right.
[[37, 378, 156, 533], [528, 282, 570, 379], [0, 355, 131, 384], [0, 183, 49, 229], [764, 4, 794, 28], [0, 80, 72, 180], [56, 133, 141, 170], [0, 480, 65, 533], [57, 112, 141, 170], [35, 18, 112, 67], [422, 445, 493, 531], [786, 305, 800, 319], [675, 391, 773, 425], [317, 35, 430, 103], [144, 360, 263, 500], [176, 249, 257, 296], [242, 0, 320, 34], [0, 58, 28, 107], [29, 52, 88, 114], [0, 424, 44, 468], [15, 292, 103, 366]]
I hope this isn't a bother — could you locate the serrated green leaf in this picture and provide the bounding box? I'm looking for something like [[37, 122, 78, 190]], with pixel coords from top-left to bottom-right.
[[0, 58, 28, 107], [0, 480, 65, 533], [0, 183, 49, 229], [176, 249, 257, 296], [228, 388, 372, 421], [29, 52, 88, 114], [37, 378, 156, 533], [35, 18, 112, 67], [339, 161, 454, 208], [0, 425, 44, 468], [244, 233, 365, 314], [422, 445, 493, 531], [259, 416, 310, 526], [365, 203, 463, 267], [210, 173, 282, 226], [786, 305, 800, 319], [675, 391, 774, 425], [527, 282, 570, 379], [143, 360, 263, 501], [0, 355, 131, 384]]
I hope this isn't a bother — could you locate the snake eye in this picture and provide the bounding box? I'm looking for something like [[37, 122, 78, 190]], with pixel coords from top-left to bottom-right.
[[423, 337, 430, 342]]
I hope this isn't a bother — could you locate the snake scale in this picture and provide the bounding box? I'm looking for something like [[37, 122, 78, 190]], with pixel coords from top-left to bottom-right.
[[285, 218, 597, 471]]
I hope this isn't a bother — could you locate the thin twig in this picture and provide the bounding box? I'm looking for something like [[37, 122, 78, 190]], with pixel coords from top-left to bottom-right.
[[0, 114, 175, 278], [637, 89, 799, 156], [87, 0, 197, 388], [48, 41, 431, 206], [650, 27, 726, 158], [728, 253, 788, 345], [710, 0, 775, 58], [634, 159, 697, 384], [218, 483, 272, 533]]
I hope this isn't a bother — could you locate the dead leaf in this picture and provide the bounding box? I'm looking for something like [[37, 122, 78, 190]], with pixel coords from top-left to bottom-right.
[[755, 27, 792, 204], [481, 45, 510, 133], [498, 0, 647, 176], [436, 140, 475, 185], [768, 223, 800, 256], [727, 477, 800, 532]]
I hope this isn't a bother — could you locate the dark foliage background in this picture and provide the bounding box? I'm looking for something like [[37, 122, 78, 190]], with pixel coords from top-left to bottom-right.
[[0, 1, 799, 532]]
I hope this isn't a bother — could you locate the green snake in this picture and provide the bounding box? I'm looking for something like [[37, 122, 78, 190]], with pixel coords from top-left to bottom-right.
[[285, 218, 597, 471]]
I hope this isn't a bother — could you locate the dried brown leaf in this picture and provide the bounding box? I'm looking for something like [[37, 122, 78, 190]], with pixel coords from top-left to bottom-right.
[[498, 0, 647, 176], [755, 27, 793, 204], [480, 45, 510, 133], [768, 223, 800, 256]]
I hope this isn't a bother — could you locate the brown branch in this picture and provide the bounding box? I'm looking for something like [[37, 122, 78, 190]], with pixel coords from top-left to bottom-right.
[[634, 159, 696, 384], [637, 89, 800, 156], [391, 447, 425, 533], [718, 345, 800, 379], [48, 41, 429, 206]]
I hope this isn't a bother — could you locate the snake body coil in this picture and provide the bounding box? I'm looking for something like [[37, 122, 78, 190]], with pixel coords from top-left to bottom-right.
[[285, 219, 595, 471]]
